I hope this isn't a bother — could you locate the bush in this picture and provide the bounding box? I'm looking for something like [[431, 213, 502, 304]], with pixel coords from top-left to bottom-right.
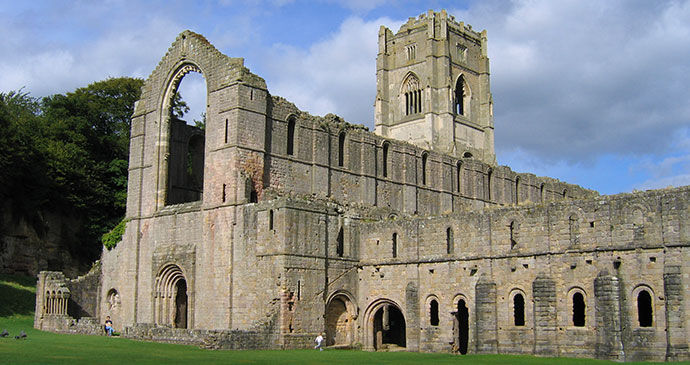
[[101, 219, 128, 250]]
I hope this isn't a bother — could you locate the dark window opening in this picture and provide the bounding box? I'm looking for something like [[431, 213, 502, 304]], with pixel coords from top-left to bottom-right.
[[250, 189, 258, 203], [269, 210, 274, 230], [430, 299, 439, 326], [463, 152, 473, 159], [455, 75, 465, 115], [336, 227, 344, 257], [456, 299, 469, 354], [174, 279, 188, 329], [287, 118, 295, 156], [222, 183, 226, 203], [392, 233, 398, 258], [224, 118, 228, 144], [540, 183, 545, 203], [382, 143, 389, 178], [446, 227, 454, 255], [456, 162, 462, 193], [487, 169, 493, 201], [515, 177, 520, 204], [513, 293, 525, 326], [510, 221, 517, 249], [573, 292, 585, 327], [638, 290, 653, 327], [338, 132, 346, 167]]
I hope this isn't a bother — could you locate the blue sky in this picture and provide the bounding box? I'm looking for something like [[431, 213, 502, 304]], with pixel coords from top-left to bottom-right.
[[2, 0, 690, 195]]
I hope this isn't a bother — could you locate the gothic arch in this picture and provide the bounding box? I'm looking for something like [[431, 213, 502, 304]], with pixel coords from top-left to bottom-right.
[[401, 72, 422, 116], [454, 74, 471, 117]]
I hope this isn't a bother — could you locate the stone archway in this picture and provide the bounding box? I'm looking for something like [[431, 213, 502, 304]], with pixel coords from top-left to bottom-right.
[[365, 300, 406, 351], [454, 298, 469, 354], [325, 293, 356, 346], [154, 264, 190, 328]]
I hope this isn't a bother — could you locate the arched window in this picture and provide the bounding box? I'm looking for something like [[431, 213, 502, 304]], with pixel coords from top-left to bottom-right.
[[392, 232, 398, 258], [637, 290, 653, 327], [430, 299, 439, 326], [338, 132, 346, 167], [562, 189, 568, 199], [487, 169, 493, 201], [539, 183, 545, 203], [287, 118, 296, 156], [456, 161, 462, 193], [421, 153, 428, 185], [455, 75, 465, 115], [336, 227, 344, 257], [513, 293, 525, 326], [382, 142, 390, 178], [403, 74, 422, 116], [515, 176, 520, 204], [509, 221, 517, 249], [572, 292, 585, 327], [446, 227, 454, 255]]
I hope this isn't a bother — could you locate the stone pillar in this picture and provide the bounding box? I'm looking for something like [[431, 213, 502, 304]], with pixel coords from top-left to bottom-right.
[[594, 270, 625, 361], [405, 281, 420, 351], [475, 275, 498, 353], [532, 273, 557, 356], [664, 265, 690, 361]]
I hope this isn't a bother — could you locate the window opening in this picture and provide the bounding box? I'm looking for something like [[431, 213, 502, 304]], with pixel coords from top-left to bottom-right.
[[456, 299, 469, 354], [569, 215, 579, 246], [513, 293, 525, 326], [510, 221, 517, 249], [403, 74, 422, 116], [456, 162, 462, 193], [382, 142, 389, 178], [392, 233, 398, 258], [224, 119, 228, 144], [430, 299, 439, 326], [515, 177, 520, 204], [422, 153, 428, 185], [487, 169, 493, 201], [269, 210, 274, 230], [287, 118, 296, 156], [573, 292, 585, 327], [637, 290, 653, 327], [336, 227, 344, 257], [455, 75, 465, 115], [446, 227, 454, 255], [222, 184, 226, 203], [338, 132, 346, 167]]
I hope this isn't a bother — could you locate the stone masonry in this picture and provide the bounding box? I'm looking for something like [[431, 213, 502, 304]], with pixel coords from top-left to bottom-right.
[[35, 10, 690, 362]]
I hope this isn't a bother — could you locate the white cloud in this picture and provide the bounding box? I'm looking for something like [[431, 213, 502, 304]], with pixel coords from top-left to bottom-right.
[[258, 16, 402, 126]]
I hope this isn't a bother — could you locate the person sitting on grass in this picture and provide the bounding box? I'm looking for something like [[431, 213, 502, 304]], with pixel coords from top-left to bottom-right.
[[104, 316, 114, 336]]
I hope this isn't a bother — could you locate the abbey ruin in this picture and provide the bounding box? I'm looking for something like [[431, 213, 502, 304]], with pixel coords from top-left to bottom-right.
[[35, 10, 690, 362]]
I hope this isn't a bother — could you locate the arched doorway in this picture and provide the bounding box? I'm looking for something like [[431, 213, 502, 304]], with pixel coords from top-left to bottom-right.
[[154, 264, 190, 329], [454, 299, 469, 354], [369, 302, 406, 350], [325, 293, 356, 346]]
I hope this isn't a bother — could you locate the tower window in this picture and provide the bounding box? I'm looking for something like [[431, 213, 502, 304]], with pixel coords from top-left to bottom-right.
[[403, 74, 422, 116], [455, 75, 466, 115], [509, 221, 517, 249], [287, 118, 296, 156], [456, 161, 462, 193], [456, 43, 467, 62], [336, 227, 344, 257], [269, 209, 274, 230], [514, 176, 520, 204], [406, 44, 417, 60]]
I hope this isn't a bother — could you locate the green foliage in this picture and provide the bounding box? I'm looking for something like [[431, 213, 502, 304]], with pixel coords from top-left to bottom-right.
[[0, 77, 144, 264], [101, 218, 128, 250], [170, 91, 189, 119]]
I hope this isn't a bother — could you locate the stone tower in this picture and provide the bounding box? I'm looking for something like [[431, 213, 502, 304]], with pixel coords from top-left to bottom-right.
[[374, 10, 496, 165]]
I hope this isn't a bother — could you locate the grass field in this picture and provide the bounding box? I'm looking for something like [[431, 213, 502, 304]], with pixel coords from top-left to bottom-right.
[[0, 274, 683, 364]]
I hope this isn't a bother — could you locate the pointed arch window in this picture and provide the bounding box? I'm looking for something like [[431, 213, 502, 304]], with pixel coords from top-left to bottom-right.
[[456, 161, 463, 193], [455, 75, 466, 115], [421, 153, 428, 185], [338, 131, 346, 167], [403, 74, 422, 116]]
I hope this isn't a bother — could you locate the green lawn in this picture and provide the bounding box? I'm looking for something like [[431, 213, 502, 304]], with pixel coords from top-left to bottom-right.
[[0, 274, 684, 364]]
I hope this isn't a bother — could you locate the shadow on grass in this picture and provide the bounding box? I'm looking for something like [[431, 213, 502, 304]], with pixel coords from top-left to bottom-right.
[[0, 274, 36, 317]]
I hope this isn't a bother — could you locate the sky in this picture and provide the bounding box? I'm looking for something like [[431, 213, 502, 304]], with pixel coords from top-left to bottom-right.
[[1, 0, 690, 195]]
